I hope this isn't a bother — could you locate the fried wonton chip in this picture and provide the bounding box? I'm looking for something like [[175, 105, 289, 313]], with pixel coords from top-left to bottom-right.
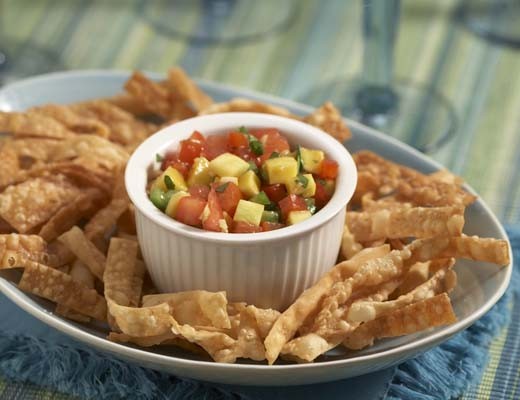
[[0, 175, 82, 233], [58, 226, 106, 281], [347, 267, 457, 323], [107, 300, 172, 337], [18, 261, 106, 320], [199, 98, 293, 118], [342, 293, 457, 350], [301, 102, 352, 143], [0, 111, 75, 140], [340, 223, 363, 260], [143, 290, 231, 329], [264, 245, 390, 364], [346, 205, 465, 242], [105, 93, 155, 117], [124, 71, 173, 119], [104, 237, 139, 307], [55, 304, 91, 323], [0, 234, 57, 268], [31, 104, 110, 138], [84, 171, 129, 244], [166, 67, 213, 112], [0, 141, 20, 187]]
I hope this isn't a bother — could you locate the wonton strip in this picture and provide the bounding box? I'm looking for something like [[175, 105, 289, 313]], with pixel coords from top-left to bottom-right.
[[124, 71, 172, 119], [58, 226, 106, 281], [301, 102, 352, 143], [18, 261, 106, 320], [0, 234, 58, 268], [346, 206, 465, 242], [0, 111, 74, 140], [107, 299, 171, 337], [263, 245, 390, 364], [167, 67, 213, 111], [342, 293, 457, 350], [104, 237, 138, 306]]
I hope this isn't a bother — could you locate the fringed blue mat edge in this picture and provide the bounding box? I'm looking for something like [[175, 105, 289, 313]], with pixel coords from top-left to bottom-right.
[[0, 226, 518, 400]]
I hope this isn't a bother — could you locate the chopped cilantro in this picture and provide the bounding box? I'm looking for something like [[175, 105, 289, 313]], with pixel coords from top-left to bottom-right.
[[269, 151, 280, 159], [164, 175, 175, 190], [296, 146, 303, 172], [238, 126, 249, 135], [249, 139, 264, 156], [248, 161, 259, 174], [295, 174, 309, 188], [156, 153, 164, 162], [215, 182, 229, 193], [304, 198, 316, 214]]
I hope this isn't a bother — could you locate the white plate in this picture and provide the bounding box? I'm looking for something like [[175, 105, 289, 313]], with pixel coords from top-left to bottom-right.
[[0, 71, 512, 386]]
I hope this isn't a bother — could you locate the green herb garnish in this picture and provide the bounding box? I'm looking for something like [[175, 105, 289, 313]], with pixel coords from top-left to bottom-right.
[[296, 145, 303, 172], [304, 198, 316, 214], [250, 191, 271, 206], [269, 151, 280, 159], [215, 182, 229, 193], [248, 161, 259, 174], [238, 126, 249, 135], [156, 153, 164, 162], [295, 174, 309, 188], [249, 139, 263, 156], [164, 175, 175, 190]]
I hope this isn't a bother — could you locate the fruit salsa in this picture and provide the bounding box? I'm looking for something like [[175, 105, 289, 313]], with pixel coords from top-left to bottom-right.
[[148, 127, 338, 233]]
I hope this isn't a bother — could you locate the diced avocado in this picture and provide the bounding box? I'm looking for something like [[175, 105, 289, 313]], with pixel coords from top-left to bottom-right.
[[165, 190, 190, 218], [263, 156, 298, 185], [261, 210, 279, 223], [238, 170, 261, 198], [233, 199, 264, 226], [209, 152, 250, 177], [287, 210, 312, 225], [149, 188, 175, 211], [300, 147, 325, 174], [285, 174, 316, 197], [217, 176, 239, 185], [249, 191, 271, 206], [187, 157, 212, 187], [152, 166, 188, 192]]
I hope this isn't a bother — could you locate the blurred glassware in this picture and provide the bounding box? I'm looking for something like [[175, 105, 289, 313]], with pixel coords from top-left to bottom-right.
[[301, 0, 457, 153], [137, 0, 297, 45], [0, 1, 64, 85], [456, 0, 520, 49]]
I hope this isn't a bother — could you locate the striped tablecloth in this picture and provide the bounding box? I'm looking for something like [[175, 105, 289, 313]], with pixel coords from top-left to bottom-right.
[[1, 0, 519, 398]]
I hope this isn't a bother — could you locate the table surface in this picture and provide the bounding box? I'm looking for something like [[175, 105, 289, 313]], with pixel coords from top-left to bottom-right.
[[1, 0, 519, 399]]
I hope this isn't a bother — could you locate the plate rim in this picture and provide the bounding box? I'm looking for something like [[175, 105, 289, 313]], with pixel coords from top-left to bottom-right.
[[0, 69, 513, 378]]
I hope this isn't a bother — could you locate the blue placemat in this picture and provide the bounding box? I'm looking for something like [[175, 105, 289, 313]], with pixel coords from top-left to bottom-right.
[[0, 227, 517, 400]]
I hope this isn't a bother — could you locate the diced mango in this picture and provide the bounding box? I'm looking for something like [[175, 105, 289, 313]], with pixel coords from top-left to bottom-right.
[[285, 174, 316, 198], [165, 190, 190, 218], [209, 152, 250, 177], [238, 170, 261, 198], [217, 176, 239, 185], [187, 157, 212, 186], [300, 147, 325, 174], [152, 166, 188, 192], [263, 156, 298, 185], [287, 210, 312, 225], [233, 199, 264, 226]]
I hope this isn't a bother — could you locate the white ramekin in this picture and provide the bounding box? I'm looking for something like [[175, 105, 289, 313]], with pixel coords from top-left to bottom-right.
[[125, 113, 357, 311]]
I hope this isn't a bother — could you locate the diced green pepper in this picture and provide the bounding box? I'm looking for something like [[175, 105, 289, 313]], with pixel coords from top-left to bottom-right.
[[150, 188, 175, 211], [249, 191, 271, 206], [261, 210, 280, 223]]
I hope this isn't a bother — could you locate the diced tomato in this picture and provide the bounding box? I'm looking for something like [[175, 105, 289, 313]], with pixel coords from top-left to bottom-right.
[[262, 184, 287, 203], [278, 194, 307, 221], [249, 128, 279, 140], [179, 137, 203, 164], [213, 182, 242, 216], [202, 188, 225, 232], [175, 196, 207, 227], [233, 146, 256, 163], [201, 134, 228, 160], [318, 159, 339, 179], [258, 131, 290, 163], [227, 131, 249, 151], [188, 184, 210, 200], [189, 130, 205, 143], [314, 179, 331, 209], [232, 221, 262, 233], [261, 221, 285, 232], [161, 152, 190, 177]]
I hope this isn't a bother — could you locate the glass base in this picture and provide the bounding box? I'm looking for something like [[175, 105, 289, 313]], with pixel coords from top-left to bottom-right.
[[456, 0, 520, 48], [137, 0, 297, 45], [301, 79, 457, 153], [0, 39, 64, 85]]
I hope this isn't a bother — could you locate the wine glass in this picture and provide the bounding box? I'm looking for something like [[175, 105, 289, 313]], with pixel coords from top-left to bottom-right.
[[301, 0, 457, 153], [0, 0, 64, 85], [137, 0, 298, 46], [456, 0, 520, 49]]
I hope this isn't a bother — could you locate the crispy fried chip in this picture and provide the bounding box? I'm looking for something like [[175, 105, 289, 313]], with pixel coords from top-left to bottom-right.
[[0, 141, 20, 187], [58, 226, 106, 281], [55, 304, 91, 323], [301, 102, 352, 142], [18, 261, 106, 320], [104, 237, 139, 307], [343, 293, 457, 350], [0, 175, 82, 233], [143, 290, 231, 329], [346, 205, 465, 242], [199, 98, 293, 117], [167, 67, 213, 112], [124, 71, 172, 119], [0, 234, 55, 268], [0, 111, 74, 140], [107, 300, 172, 336], [264, 245, 390, 364]]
